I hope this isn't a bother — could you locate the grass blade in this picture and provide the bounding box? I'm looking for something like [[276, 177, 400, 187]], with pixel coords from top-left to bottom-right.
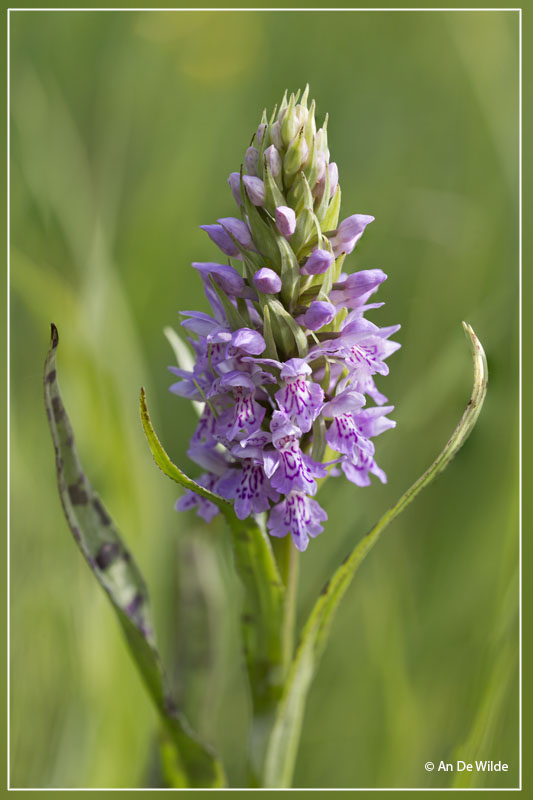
[[44, 324, 225, 788], [263, 323, 488, 787]]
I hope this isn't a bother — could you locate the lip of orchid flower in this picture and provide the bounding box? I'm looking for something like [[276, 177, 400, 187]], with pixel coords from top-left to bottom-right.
[[267, 492, 328, 552], [170, 87, 400, 548]]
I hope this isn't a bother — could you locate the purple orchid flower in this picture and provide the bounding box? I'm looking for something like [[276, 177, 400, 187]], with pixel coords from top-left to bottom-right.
[[268, 492, 328, 552]]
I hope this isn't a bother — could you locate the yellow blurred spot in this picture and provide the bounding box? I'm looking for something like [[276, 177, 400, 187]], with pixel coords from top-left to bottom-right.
[[136, 11, 263, 85]]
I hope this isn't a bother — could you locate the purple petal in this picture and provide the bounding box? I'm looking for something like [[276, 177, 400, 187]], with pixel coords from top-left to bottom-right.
[[200, 224, 240, 258], [267, 493, 327, 551], [253, 267, 282, 294], [245, 146, 259, 177], [228, 172, 242, 206], [275, 205, 296, 237], [217, 217, 255, 251], [243, 175, 265, 206], [192, 262, 245, 296], [300, 249, 334, 276], [329, 214, 374, 256], [303, 300, 336, 331], [231, 327, 266, 355]]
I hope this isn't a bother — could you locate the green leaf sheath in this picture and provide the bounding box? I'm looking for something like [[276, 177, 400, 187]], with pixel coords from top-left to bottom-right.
[[140, 389, 286, 713], [263, 323, 488, 788], [44, 325, 225, 789]]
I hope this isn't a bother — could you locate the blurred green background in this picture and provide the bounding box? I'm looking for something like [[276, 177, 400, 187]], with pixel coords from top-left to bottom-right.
[[9, 9, 519, 789]]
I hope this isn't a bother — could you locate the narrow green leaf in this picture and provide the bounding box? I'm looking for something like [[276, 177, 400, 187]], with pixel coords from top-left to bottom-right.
[[140, 389, 286, 714], [266, 299, 308, 358], [263, 160, 286, 216], [263, 323, 488, 788], [44, 325, 225, 789], [316, 247, 337, 303], [262, 305, 280, 361], [277, 236, 301, 310], [320, 185, 342, 233], [241, 178, 280, 266], [314, 163, 331, 223], [208, 276, 249, 331], [287, 173, 313, 216], [290, 207, 314, 257]]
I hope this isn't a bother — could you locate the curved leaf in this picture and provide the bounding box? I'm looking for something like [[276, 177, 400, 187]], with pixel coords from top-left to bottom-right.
[[44, 325, 225, 789], [140, 389, 286, 714], [263, 323, 488, 787]]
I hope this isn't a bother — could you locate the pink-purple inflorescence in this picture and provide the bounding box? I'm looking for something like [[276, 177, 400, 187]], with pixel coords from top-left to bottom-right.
[[170, 87, 400, 551]]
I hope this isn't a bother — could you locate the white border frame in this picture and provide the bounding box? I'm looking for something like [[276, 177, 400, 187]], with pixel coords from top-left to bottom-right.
[[6, 6, 523, 792]]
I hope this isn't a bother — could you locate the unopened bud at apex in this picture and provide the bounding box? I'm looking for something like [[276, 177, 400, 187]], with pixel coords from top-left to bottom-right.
[[328, 162, 339, 198], [284, 128, 309, 178], [281, 94, 299, 146]]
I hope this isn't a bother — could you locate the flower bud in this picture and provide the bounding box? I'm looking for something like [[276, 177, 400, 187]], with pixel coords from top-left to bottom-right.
[[303, 300, 336, 331], [264, 144, 282, 178], [329, 214, 374, 256], [328, 162, 339, 198], [253, 268, 282, 294], [200, 224, 240, 257], [316, 151, 327, 183], [284, 128, 309, 178], [231, 327, 266, 355], [275, 206, 296, 238], [243, 175, 265, 206], [245, 146, 259, 177], [270, 121, 282, 149], [217, 217, 254, 250], [300, 248, 334, 275], [281, 94, 299, 146], [256, 122, 267, 146], [228, 172, 242, 206], [192, 262, 245, 295]]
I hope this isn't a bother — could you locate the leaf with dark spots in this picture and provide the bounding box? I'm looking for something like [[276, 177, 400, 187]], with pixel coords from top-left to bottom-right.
[[44, 324, 225, 789], [68, 482, 89, 506], [92, 497, 111, 526], [95, 541, 120, 570]]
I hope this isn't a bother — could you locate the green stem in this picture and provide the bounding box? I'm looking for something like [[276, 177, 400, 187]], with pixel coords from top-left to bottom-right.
[[262, 323, 488, 788], [281, 541, 299, 673]]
